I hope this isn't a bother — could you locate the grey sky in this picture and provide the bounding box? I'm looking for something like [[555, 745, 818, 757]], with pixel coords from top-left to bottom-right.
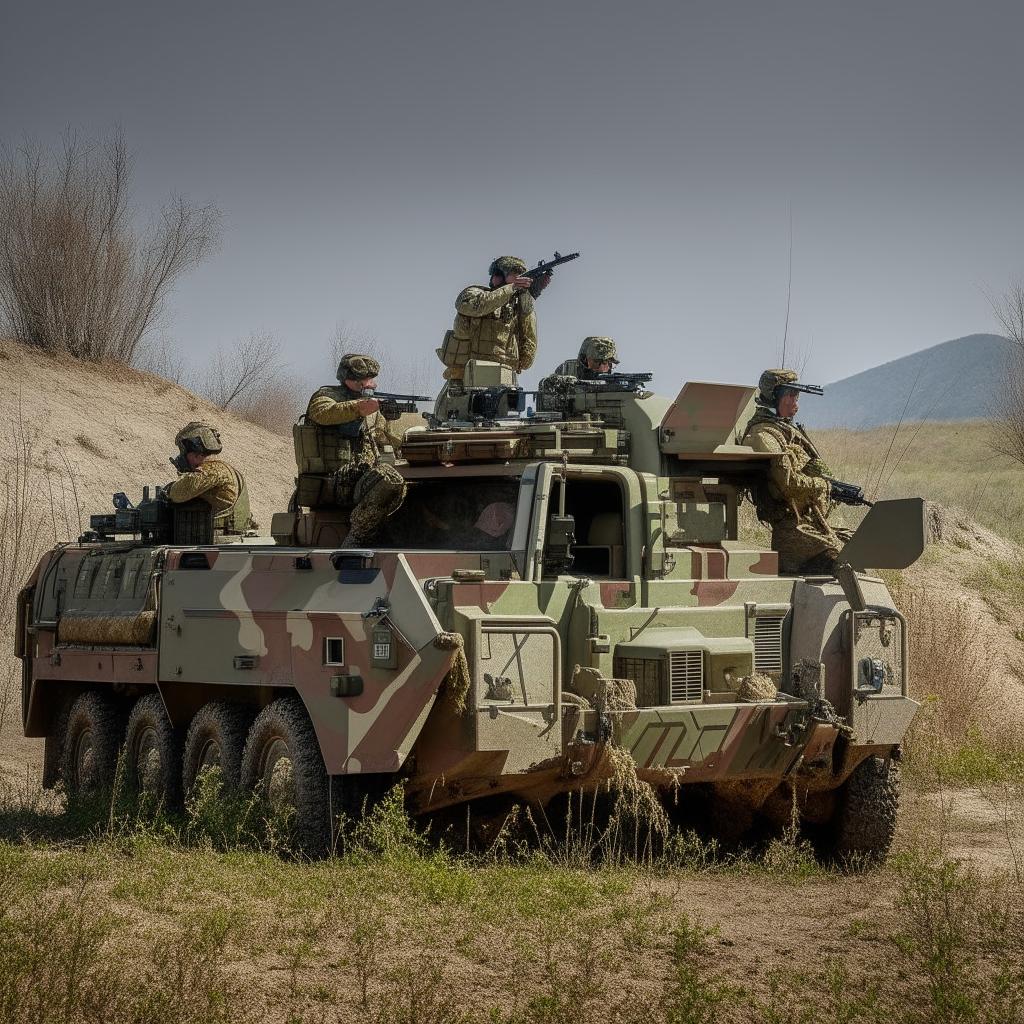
[[2, 0, 1022, 394]]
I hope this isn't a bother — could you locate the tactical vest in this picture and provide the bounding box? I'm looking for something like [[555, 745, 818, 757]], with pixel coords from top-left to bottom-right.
[[214, 468, 252, 534], [743, 412, 825, 526], [293, 387, 385, 509], [439, 287, 527, 376]]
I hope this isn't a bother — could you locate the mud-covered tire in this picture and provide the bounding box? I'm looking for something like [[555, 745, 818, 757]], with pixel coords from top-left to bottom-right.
[[124, 693, 184, 809], [60, 691, 126, 801], [241, 697, 329, 856], [182, 701, 253, 796], [827, 755, 900, 868]]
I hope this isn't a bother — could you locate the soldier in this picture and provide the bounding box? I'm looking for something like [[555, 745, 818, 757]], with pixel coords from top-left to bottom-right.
[[552, 336, 620, 379], [304, 353, 406, 547], [742, 369, 852, 575], [436, 256, 553, 396], [167, 421, 252, 533]]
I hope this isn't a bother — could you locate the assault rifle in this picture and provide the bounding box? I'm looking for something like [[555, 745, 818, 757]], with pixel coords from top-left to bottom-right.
[[361, 389, 432, 421], [825, 477, 873, 507], [525, 251, 580, 296]]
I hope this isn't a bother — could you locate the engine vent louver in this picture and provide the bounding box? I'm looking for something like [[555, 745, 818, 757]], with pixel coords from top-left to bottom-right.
[[668, 650, 703, 703], [753, 615, 785, 674]]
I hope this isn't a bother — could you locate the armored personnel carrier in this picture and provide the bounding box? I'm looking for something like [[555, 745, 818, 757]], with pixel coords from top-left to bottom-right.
[[15, 361, 925, 859]]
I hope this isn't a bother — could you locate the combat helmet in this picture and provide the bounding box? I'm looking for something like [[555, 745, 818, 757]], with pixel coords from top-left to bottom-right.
[[336, 353, 381, 383], [175, 421, 222, 458], [488, 256, 527, 279], [579, 336, 619, 366], [756, 368, 800, 408]]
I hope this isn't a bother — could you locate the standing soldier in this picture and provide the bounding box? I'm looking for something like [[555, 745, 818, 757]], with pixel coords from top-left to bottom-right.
[[301, 353, 406, 547], [742, 369, 852, 575], [435, 256, 553, 411], [167, 421, 252, 534], [552, 336, 620, 379]]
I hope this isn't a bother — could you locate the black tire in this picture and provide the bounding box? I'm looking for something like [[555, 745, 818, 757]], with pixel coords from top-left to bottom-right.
[[827, 755, 900, 868], [60, 691, 126, 801], [124, 693, 184, 809], [182, 701, 253, 796], [241, 697, 329, 856]]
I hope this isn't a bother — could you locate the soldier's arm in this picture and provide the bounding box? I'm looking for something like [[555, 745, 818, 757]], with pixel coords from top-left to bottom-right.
[[166, 463, 223, 504], [455, 284, 518, 318], [747, 429, 830, 504], [307, 393, 363, 425], [515, 292, 538, 371]]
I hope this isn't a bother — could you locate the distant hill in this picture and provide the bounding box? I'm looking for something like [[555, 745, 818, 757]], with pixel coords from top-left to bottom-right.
[[799, 333, 1011, 429]]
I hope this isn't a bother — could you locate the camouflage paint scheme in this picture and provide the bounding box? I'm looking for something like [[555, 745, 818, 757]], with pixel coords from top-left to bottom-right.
[[18, 375, 922, 828]]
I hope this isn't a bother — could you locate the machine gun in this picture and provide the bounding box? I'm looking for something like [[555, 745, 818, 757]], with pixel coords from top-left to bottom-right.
[[583, 371, 653, 394], [83, 487, 174, 543], [525, 251, 580, 296], [361, 389, 432, 421], [825, 477, 873, 507]]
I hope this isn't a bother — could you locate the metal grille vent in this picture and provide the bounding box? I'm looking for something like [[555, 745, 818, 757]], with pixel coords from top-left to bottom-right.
[[754, 615, 785, 674], [668, 650, 703, 703]]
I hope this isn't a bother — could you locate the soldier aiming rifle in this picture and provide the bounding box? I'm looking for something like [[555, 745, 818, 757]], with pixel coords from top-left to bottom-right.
[[742, 369, 870, 575]]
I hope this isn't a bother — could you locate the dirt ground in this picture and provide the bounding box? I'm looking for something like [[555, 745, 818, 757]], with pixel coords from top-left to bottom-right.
[[0, 337, 295, 530]]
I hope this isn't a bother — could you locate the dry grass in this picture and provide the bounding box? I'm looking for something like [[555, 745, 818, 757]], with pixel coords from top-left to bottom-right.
[[0, 780, 1021, 1024], [817, 419, 1024, 546]]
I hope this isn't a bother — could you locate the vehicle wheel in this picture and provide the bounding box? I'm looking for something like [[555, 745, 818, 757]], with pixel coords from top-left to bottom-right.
[[182, 701, 253, 796], [124, 693, 184, 809], [60, 691, 126, 801], [827, 755, 900, 868], [241, 697, 329, 856]]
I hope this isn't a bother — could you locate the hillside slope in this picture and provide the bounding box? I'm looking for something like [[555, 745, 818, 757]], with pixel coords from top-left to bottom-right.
[[800, 333, 1010, 429], [0, 338, 295, 531]]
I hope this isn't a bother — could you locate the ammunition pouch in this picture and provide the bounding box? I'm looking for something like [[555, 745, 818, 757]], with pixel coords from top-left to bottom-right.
[[293, 418, 355, 475]]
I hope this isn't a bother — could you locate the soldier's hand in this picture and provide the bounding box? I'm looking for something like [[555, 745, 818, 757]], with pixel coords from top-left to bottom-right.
[[510, 275, 534, 291], [532, 271, 553, 293], [356, 398, 380, 417]]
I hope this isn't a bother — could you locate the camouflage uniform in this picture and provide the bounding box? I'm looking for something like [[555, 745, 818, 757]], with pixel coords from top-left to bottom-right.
[[167, 458, 239, 513], [437, 256, 538, 382], [742, 370, 851, 575], [167, 421, 251, 532], [552, 336, 620, 379], [305, 354, 406, 544]]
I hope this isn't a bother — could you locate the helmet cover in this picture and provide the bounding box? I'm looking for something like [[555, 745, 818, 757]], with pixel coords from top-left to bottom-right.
[[337, 353, 381, 382], [579, 336, 619, 365], [175, 421, 222, 457], [757, 368, 800, 406], [488, 256, 527, 278]]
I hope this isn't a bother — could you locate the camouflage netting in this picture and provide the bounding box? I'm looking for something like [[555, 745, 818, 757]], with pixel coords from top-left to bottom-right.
[[567, 665, 638, 712], [736, 673, 778, 703], [58, 610, 157, 646], [434, 632, 471, 713]]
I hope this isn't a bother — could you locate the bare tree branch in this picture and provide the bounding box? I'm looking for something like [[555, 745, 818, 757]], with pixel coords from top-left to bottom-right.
[[203, 332, 284, 410], [0, 129, 219, 363]]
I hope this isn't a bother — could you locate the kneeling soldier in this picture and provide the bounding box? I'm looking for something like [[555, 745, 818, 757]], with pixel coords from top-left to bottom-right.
[[167, 421, 252, 534], [302, 352, 406, 547], [742, 369, 852, 575]]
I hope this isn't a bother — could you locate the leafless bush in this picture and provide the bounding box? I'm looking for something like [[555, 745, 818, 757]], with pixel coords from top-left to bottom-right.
[[132, 334, 195, 389], [202, 332, 284, 411], [231, 373, 306, 435], [0, 130, 218, 363], [991, 281, 1024, 467]]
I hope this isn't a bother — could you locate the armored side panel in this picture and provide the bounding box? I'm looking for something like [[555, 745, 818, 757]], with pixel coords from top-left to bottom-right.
[[157, 548, 454, 773], [838, 498, 927, 571], [659, 382, 759, 457]]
